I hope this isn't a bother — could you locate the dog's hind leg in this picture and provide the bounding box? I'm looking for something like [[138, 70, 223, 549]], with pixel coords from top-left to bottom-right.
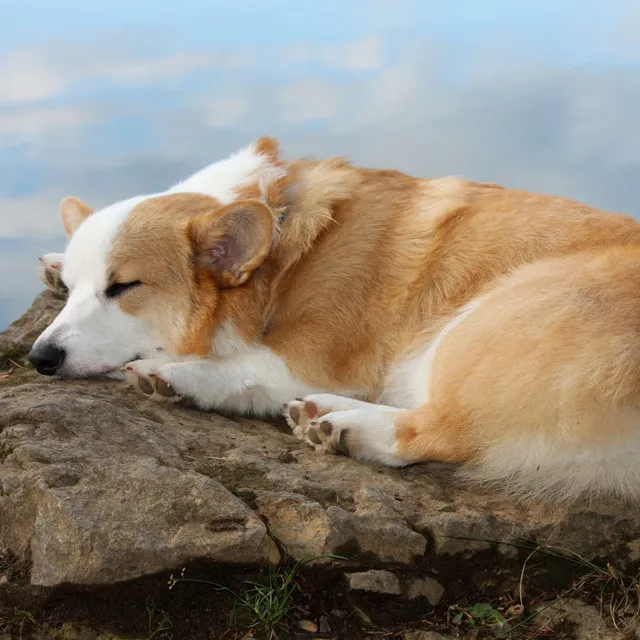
[[282, 394, 473, 466]]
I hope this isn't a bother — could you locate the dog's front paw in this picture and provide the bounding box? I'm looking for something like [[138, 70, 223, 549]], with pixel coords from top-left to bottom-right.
[[39, 253, 68, 298], [282, 398, 315, 440], [121, 357, 184, 404], [283, 396, 351, 455]]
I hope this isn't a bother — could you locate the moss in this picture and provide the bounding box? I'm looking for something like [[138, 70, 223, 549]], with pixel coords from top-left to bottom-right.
[[0, 342, 30, 369]]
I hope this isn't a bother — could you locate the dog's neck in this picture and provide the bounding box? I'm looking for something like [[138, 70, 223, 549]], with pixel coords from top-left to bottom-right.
[[202, 158, 361, 353]]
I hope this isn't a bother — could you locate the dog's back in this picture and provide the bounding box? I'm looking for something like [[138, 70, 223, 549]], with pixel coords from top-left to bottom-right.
[[278, 160, 640, 502], [270, 162, 640, 393]]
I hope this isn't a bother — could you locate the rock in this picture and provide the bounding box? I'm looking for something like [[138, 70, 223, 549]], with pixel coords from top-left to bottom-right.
[[1, 289, 640, 590], [44, 623, 127, 640], [346, 569, 401, 595], [255, 493, 332, 560], [627, 538, 640, 562], [0, 290, 63, 368], [0, 382, 274, 586], [255, 488, 426, 564], [318, 614, 331, 633], [350, 604, 375, 627], [403, 632, 456, 640], [533, 598, 627, 639], [30, 460, 269, 586], [407, 577, 445, 605], [297, 619, 318, 633]]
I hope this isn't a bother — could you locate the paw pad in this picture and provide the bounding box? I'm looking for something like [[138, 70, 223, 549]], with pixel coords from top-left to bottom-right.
[[318, 421, 333, 437], [138, 377, 154, 395], [282, 399, 351, 456], [156, 378, 176, 398], [122, 362, 182, 404], [288, 405, 301, 425]]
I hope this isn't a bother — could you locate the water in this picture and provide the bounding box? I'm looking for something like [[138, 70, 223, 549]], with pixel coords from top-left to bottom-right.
[[1, 0, 639, 329]]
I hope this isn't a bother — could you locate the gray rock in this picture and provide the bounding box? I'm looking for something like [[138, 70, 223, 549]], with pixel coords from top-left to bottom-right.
[[30, 460, 269, 586], [40, 623, 129, 640], [407, 577, 445, 605], [1, 289, 640, 589], [346, 569, 401, 595], [0, 290, 63, 368], [627, 538, 640, 562], [255, 488, 426, 564], [318, 614, 331, 633], [533, 598, 627, 639]]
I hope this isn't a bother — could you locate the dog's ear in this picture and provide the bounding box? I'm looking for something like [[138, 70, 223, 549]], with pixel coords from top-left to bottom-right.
[[60, 196, 94, 237], [187, 200, 274, 288]]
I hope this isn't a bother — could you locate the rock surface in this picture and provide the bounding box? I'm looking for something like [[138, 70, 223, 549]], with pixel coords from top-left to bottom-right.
[[0, 290, 63, 368], [407, 577, 445, 605], [346, 569, 401, 595], [1, 290, 639, 596], [533, 598, 634, 640]]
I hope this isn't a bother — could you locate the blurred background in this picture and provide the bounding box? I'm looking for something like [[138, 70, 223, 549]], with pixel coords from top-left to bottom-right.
[[1, 0, 639, 328]]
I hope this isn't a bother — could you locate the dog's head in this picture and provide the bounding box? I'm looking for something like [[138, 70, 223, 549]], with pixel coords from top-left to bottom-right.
[[28, 137, 287, 378]]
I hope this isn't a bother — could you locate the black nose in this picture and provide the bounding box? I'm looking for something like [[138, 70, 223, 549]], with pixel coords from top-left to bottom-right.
[[27, 344, 66, 376]]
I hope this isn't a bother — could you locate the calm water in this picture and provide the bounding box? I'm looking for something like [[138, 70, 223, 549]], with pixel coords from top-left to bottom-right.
[[1, 0, 639, 328]]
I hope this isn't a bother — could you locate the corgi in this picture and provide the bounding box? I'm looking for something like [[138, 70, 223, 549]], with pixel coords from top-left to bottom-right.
[[29, 136, 640, 502]]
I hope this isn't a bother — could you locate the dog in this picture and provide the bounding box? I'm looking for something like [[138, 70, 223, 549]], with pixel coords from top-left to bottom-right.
[[29, 136, 640, 502]]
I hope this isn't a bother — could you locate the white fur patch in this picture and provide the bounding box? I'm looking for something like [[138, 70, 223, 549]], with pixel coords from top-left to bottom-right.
[[169, 141, 285, 205], [62, 196, 145, 291], [329, 407, 404, 466], [133, 345, 322, 416], [283, 393, 406, 466], [212, 322, 251, 357], [381, 297, 484, 408], [32, 196, 163, 378]]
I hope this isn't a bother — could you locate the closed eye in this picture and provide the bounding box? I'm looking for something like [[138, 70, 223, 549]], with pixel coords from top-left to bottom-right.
[[105, 280, 143, 298]]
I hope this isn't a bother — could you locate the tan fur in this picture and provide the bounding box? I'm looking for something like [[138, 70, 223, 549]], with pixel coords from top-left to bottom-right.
[[399, 247, 640, 462], [82, 138, 640, 499], [112, 147, 640, 393], [263, 168, 640, 394]]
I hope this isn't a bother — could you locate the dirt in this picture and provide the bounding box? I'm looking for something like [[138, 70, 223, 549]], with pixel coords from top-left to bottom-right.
[[1, 543, 634, 639]]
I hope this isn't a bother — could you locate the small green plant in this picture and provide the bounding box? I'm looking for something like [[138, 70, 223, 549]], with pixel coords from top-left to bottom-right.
[[452, 601, 510, 632], [230, 558, 317, 631], [13, 610, 38, 626], [168, 554, 344, 636], [145, 596, 173, 639], [9, 609, 39, 640]]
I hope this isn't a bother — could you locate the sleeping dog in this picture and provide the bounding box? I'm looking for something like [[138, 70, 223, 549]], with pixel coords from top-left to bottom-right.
[[30, 136, 640, 502]]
